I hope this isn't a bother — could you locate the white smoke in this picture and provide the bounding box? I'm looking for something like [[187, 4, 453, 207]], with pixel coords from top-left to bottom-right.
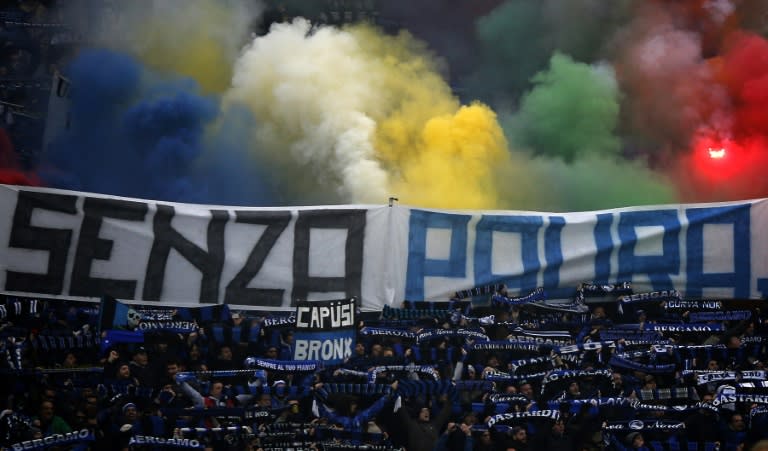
[[225, 19, 390, 203]]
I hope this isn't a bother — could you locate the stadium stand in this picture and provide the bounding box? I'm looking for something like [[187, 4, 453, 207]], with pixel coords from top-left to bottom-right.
[[0, 283, 767, 450]]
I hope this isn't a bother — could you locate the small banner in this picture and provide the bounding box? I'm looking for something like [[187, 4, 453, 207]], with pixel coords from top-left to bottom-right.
[[293, 298, 356, 364], [99, 295, 230, 333]]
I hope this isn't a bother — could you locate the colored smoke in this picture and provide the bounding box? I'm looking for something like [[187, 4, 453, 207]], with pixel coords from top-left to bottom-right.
[[30, 0, 768, 210]]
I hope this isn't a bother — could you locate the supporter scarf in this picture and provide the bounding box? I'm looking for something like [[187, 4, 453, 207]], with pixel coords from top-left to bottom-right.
[[334, 368, 368, 379], [599, 329, 661, 340], [609, 355, 676, 374], [129, 435, 205, 449], [651, 323, 724, 333], [317, 384, 392, 397], [576, 282, 633, 299], [224, 384, 311, 399], [602, 420, 685, 432], [470, 341, 546, 353], [247, 358, 320, 372], [620, 339, 672, 347], [508, 327, 573, 343], [504, 333, 572, 346], [617, 290, 682, 314], [652, 343, 727, 353], [636, 387, 697, 401], [415, 329, 489, 344], [557, 398, 715, 414], [541, 369, 613, 387], [8, 429, 95, 451], [453, 314, 495, 326], [663, 300, 723, 310], [486, 410, 560, 427], [683, 370, 768, 385], [367, 365, 439, 383], [508, 356, 557, 374], [738, 380, 768, 390], [30, 334, 100, 351], [381, 305, 449, 320], [178, 369, 266, 379], [689, 311, 753, 322], [2, 337, 22, 370], [454, 380, 494, 392], [485, 369, 548, 382], [135, 320, 198, 334], [317, 444, 403, 451], [715, 393, 768, 406], [554, 341, 616, 354], [453, 284, 506, 300], [750, 406, 768, 421], [490, 287, 546, 309], [488, 393, 532, 404], [0, 297, 39, 320], [529, 299, 589, 314], [262, 315, 296, 328], [358, 327, 417, 340]]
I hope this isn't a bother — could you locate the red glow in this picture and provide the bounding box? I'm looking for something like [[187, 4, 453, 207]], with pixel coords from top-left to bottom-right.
[[673, 133, 768, 202]]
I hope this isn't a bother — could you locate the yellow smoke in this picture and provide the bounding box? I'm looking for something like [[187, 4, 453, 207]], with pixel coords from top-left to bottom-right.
[[226, 19, 518, 209], [111, 0, 260, 93]]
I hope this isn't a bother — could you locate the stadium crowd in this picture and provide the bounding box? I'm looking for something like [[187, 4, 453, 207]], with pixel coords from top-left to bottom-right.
[[0, 283, 768, 451]]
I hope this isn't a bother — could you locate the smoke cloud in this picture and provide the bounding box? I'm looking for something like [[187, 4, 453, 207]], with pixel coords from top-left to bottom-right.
[[31, 0, 768, 211]]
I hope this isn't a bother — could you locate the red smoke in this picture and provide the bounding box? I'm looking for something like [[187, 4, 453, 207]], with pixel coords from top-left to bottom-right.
[[0, 128, 39, 187], [668, 31, 768, 202]]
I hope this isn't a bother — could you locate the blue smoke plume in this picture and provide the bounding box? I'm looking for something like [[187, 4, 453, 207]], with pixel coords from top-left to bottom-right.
[[43, 48, 278, 206]]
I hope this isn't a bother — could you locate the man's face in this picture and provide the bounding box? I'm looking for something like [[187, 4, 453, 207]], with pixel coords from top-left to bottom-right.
[[133, 352, 148, 366], [124, 406, 138, 421], [39, 402, 54, 421], [418, 407, 430, 422]]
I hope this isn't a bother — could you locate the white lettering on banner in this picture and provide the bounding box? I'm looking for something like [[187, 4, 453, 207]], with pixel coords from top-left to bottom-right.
[[3, 186, 768, 308], [11, 429, 91, 451], [296, 301, 354, 328], [295, 337, 353, 360]]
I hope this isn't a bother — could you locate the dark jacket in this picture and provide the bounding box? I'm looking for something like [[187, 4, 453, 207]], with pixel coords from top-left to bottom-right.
[[397, 401, 452, 451]]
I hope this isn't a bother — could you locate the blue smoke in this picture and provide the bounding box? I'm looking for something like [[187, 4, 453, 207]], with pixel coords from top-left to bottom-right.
[[43, 48, 278, 206]]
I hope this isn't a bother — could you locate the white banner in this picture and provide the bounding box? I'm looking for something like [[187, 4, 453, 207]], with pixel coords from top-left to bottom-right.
[[0, 184, 766, 309]]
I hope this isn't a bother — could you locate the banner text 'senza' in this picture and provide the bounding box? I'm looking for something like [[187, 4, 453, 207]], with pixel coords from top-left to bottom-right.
[[0, 185, 766, 309]]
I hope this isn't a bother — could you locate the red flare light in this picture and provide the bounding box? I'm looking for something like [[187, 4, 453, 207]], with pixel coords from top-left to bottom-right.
[[708, 147, 726, 159]]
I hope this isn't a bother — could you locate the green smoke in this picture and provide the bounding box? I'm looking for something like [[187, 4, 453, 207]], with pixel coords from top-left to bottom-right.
[[466, 0, 634, 105], [503, 156, 678, 212], [505, 53, 621, 162]]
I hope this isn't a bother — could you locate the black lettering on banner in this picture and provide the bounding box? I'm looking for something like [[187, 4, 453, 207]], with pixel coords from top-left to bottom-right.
[[224, 210, 291, 306], [70, 197, 148, 298], [291, 210, 365, 305], [143, 205, 227, 303], [6, 190, 77, 294]]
